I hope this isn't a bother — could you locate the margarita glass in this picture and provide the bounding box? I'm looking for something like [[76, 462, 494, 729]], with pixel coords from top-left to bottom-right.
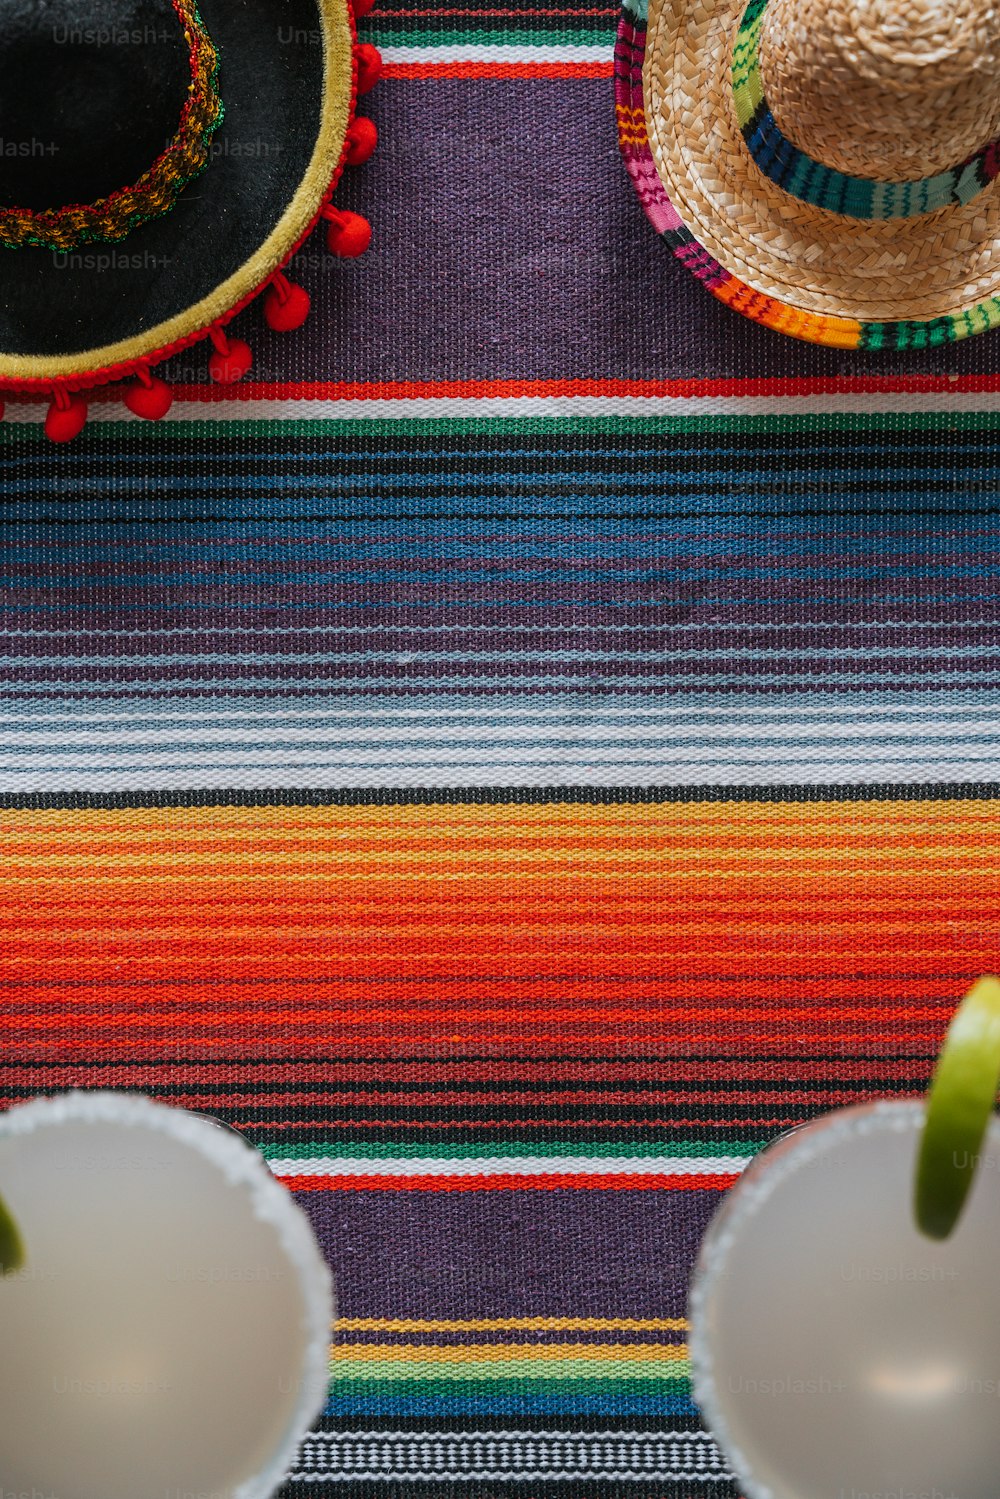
[[0, 1091, 332, 1499], [690, 1100, 1000, 1499]]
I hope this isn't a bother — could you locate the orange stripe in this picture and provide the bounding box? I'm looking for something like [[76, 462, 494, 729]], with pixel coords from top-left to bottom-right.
[[0, 800, 996, 1059]]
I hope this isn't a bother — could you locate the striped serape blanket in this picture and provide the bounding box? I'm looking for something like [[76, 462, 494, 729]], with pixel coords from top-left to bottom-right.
[[2, 0, 1000, 1492]]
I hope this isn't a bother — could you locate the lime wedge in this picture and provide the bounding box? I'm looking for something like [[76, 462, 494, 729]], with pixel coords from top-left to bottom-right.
[[915, 975, 1000, 1240], [0, 1189, 24, 1275]]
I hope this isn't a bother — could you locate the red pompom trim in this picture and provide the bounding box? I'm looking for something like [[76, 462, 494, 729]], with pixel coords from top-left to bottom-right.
[[263, 274, 312, 332], [208, 330, 254, 383], [355, 42, 383, 93], [323, 207, 372, 258], [345, 116, 379, 166], [45, 392, 88, 443], [124, 373, 174, 421]]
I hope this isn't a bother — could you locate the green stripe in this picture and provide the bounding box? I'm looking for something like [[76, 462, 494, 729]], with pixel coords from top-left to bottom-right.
[[730, 9, 763, 123], [369, 26, 609, 45], [4, 410, 1000, 442], [330, 1371, 692, 1391], [263, 1140, 761, 1160]]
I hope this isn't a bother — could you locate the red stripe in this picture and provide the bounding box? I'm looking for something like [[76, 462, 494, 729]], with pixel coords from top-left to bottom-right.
[[0, 1058, 929, 1084], [282, 1171, 739, 1191], [0, 976, 971, 1003], [130, 373, 1000, 402], [254, 1116, 805, 1131], [376, 7, 618, 14], [28, 1085, 898, 1111], [9, 372, 1000, 406], [2, 1041, 951, 1063], [382, 59, 612, 77]]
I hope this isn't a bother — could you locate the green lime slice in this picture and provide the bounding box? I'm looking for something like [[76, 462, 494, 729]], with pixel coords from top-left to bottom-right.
[[915, 975, 1000, 1240], [0, 1189, 24, 1275]]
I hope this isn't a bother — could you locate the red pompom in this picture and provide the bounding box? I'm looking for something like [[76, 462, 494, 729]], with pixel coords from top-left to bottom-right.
[[355, 43, 382, 93], [45, 392, 88, 443], [263, 278, 311, 332], [353, 0, 375, 17], [324, 208, 372, 258], [123, 374, 173, 421], [208, 336, 253, 384], [345, 116, 378, 166]]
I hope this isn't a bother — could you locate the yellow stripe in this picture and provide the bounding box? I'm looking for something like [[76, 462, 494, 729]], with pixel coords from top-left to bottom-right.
[[333, 1342, 689, 1365]]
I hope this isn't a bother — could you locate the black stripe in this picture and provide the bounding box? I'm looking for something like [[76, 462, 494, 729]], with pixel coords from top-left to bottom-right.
[[0, 783, 996, 809], [282, 1481, 732, 1495], [2, 1078, 923, 1104], [311, 1414, 711, 1434], [4, 433, 1000, 486], [280, 1483, 734, 1498], [13, 503, 1000, 522]]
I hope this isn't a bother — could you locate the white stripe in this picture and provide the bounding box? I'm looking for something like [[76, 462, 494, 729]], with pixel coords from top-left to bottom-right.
[[267, 1155, 749, 1177], [0, 761, 997, 790], [378, 42, 612, 62], [291, 1430, 731, 1482], [1, 697, 992, 721], [0, 695, 997, 789], [6, 390, 1000, 423], [300, 1430, 719, 1441], [0, 741, 996, 786], [1, 718, 999, 748]]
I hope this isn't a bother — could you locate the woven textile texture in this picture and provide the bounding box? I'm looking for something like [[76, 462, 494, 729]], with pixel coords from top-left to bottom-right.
[[3, 0, 1000, 1493]]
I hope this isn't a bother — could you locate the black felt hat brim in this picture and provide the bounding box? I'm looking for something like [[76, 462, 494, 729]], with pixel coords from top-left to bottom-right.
[[0, 0, 353, 384]]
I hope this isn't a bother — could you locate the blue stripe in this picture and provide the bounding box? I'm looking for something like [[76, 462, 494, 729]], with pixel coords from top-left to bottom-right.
[[325, 1393, 702, 1416]]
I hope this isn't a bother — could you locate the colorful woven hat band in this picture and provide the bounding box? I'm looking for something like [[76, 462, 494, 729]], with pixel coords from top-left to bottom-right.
[[0, 0, 222, 253], [732, 0, 1000, 219]]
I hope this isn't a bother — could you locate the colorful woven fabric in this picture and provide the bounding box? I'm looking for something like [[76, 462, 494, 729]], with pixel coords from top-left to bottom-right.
[[3, 3, 1000, 1494]]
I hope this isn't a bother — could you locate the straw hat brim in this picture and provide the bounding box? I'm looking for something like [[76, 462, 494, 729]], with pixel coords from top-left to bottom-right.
[[0, 0, 355, 385], [616, 0, 1000, 347]]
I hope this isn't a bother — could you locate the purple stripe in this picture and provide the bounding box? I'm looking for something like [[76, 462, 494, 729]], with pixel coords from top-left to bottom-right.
[[6, 580, 1000, 609], [6, 684, 997, 701], [301, 1188, 716, 1319], [1, 657, 999, 684], [0, 604, 998, 630], [0, 624, 999, 654]]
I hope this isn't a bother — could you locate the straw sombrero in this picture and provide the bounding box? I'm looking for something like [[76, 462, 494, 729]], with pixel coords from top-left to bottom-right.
[[0, 0, 380, 440], [616, 0, 1000, 347]]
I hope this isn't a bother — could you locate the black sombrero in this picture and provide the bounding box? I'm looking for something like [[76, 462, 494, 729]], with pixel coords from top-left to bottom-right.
[[0, 0, 379, 440]]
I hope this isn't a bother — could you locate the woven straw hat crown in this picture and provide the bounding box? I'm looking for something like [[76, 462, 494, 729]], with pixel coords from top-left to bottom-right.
[[758, 0, 1000, 178]]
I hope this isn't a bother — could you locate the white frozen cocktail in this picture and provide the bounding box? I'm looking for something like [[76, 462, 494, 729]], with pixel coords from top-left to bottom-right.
[[691, 1099, 1000, 1499], [0, 1091, 332, 1499], [689, 968, 1000, 1499]]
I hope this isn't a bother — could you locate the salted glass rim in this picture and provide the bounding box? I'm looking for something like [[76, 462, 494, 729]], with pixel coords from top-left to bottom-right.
[[686, 1098, 1000, 1499], [0, 1089, 333, 1499]]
